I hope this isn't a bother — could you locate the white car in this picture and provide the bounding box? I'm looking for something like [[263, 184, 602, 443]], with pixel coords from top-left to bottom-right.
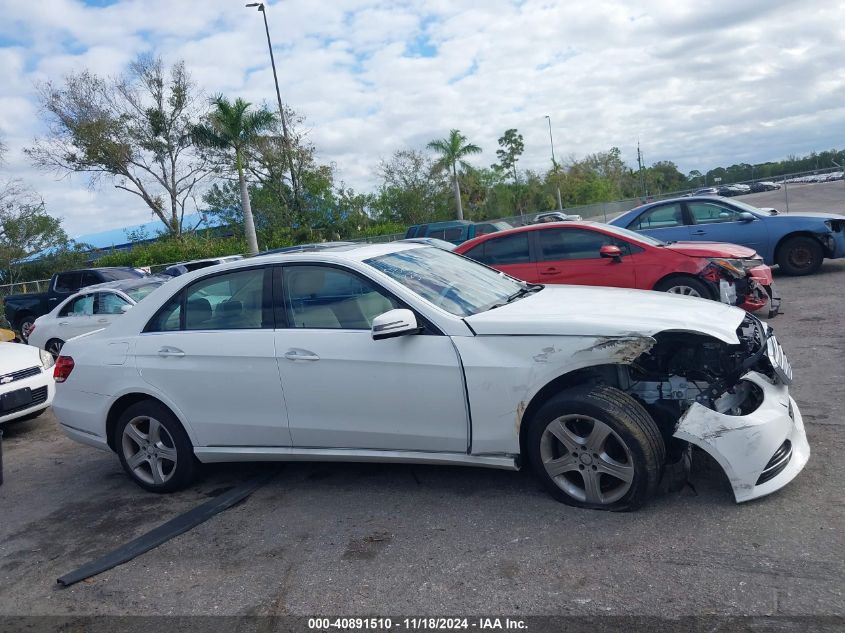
[[28, 277, 169, 357], [0, 342, 55, 424], [52, 243, 808, 510]]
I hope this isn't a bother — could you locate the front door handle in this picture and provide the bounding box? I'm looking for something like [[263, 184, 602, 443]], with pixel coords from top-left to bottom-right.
[[58, 321, 69, 326], [539, 268, 560, 275], [158, 346, 185, 358], [284, 349, 320, 361], [692, 230, 707, 235], [97, 318, 109, 323]]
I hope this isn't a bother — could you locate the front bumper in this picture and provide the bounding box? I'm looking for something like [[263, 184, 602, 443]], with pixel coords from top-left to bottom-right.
[[673, 371, 809, 503], [0, 367, 55, 424]]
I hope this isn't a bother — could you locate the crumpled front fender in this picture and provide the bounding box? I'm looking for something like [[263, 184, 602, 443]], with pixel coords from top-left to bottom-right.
[[673, 371, 810, 503]]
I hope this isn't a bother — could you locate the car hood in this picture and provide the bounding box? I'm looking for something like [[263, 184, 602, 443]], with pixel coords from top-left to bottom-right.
[[665, 241, 758, 258], [763, 211, 845, 221], [464, 286, 745, 344], [0, 342, 44, 373]]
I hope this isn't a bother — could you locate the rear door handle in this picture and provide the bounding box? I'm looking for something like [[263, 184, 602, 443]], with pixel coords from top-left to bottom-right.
[[284, 349, 320, 361], [97, 318, 109, 323], [692, 230, 707, 235], [158, 346, 185, 358], [539, 268, 560, 275]]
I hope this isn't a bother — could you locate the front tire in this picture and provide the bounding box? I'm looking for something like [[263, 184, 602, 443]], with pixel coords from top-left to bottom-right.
[[654, 276, 713, 300], [777, 235, 823, 276], [115, 400, 197, 493], [526, 385, 665, 511]]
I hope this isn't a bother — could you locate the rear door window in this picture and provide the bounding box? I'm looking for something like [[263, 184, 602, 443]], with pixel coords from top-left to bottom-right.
[[144, 267, 272, 332], [470, 234, 531, 265]]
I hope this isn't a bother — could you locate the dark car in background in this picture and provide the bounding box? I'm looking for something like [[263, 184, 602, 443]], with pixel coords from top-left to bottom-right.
[[3, 267, 146, 342], [404, 220, 511, 245], [610, 196, 845, 275]]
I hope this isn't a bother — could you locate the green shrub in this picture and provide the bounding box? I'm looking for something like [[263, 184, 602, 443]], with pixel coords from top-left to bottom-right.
[[94, 236, 248, 269]]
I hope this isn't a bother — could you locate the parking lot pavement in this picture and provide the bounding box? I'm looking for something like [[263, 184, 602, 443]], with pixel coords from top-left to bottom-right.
[[738, 179, 845, 214], [1, 262, 844, 619]]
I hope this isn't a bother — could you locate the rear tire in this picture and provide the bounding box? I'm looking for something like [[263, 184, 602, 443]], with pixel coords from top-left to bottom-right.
[[114, 400, 197, 493], [654, 276, 713, 300], [526, 385, 665, 511], [17, 315, 35, 343], [777, 235, 823, 276]]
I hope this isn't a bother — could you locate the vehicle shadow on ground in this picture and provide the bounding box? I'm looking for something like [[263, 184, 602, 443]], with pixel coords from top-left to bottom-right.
[[193, 450, 736, 510]]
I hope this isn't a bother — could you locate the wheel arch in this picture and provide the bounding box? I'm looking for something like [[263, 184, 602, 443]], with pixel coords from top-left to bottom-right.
[[517, 364, 622, 461], [652, 272, 716, 300], [14, 310, 36, 329], [773, 231, 831, 260], [106, 392, 193, 452]]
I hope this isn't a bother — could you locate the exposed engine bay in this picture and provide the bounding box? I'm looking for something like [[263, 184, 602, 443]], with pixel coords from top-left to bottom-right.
[[621, 316, 791, 420]]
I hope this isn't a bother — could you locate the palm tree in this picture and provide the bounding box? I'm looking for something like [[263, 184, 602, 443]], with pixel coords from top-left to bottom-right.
[[192, 96, 275, 255], [427, 129, 482, 221]]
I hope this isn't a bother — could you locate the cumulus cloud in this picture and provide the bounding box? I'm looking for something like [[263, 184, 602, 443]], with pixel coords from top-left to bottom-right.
[[0, 0, 842, 236]]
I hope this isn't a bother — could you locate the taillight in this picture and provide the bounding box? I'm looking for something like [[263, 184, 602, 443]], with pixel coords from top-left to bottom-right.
[[54, 356, 75, 383]]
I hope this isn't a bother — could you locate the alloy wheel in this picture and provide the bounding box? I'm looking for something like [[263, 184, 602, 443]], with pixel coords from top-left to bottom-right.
[[540, 414, 635, 505], [121, 416, 179, 486], [666, 285, 702, 297], [46, 340, 63, 358]]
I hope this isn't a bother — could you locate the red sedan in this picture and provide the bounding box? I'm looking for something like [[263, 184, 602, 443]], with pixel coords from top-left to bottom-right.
[[454, 221, 779, 315]]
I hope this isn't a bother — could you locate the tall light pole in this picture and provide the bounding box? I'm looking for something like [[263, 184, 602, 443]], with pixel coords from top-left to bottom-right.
[[246, 2, 299, 208], [544, 115, 564, 211]]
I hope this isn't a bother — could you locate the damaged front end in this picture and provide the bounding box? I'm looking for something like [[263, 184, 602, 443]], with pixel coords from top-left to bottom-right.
[[622, 315, 809, 502], [701, 258, 780, 318]]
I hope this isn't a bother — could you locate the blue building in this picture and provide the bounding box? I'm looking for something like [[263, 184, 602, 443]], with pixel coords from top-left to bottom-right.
[[22, 212, 228, 263]]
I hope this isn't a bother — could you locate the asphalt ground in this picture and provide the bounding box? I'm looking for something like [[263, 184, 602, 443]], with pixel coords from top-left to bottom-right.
[[737, 179, 845, 215], [0, 262, 843, 622]]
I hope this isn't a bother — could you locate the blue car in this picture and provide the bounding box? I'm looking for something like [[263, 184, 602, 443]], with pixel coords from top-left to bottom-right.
[[610, 196, 845, 275]]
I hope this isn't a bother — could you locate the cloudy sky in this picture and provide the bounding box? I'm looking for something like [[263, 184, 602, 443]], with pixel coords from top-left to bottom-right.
[[0, 0, 843, 237]]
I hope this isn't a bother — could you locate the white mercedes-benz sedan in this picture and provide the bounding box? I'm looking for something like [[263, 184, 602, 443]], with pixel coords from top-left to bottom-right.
[[52, 243, 808, 510], [1, 341, 55, 425]]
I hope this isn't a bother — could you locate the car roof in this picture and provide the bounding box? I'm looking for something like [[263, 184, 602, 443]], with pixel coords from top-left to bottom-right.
[[170, 255, 243, 266], [256, 241, 358, 255], [81, 276, 170, 293], [454, 221, 611, 250]]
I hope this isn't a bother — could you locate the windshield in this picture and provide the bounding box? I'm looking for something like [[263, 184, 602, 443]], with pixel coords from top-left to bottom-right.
[[124, 281, 165, 302], [598, 223, 666, 246], [365, 247, 527, 316]]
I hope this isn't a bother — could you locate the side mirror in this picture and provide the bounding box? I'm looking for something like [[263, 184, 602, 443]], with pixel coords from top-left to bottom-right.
[[599, 244, 623, 263], [372, 309, 420, 340], [739, 212, 756, 222], [119, 304, 133, 313]]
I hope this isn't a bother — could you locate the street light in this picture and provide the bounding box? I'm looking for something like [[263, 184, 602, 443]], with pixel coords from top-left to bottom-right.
[[246, 1, 299, 205], [544, 115, 563, 211]]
